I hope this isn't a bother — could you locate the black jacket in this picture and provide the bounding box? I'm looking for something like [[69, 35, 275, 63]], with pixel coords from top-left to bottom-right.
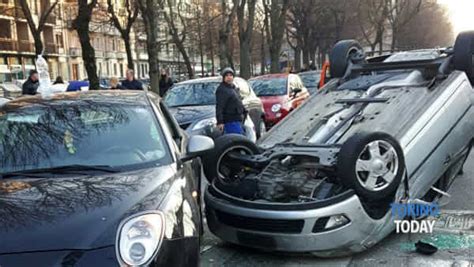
[[215, 82, 245, 124], [159, 76, 173, 97], [121, 79, 143, 90], [22, 78, 39, 95]]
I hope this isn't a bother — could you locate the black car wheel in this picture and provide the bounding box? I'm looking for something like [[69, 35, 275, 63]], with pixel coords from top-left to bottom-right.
[[337, 132, 405, 200], [202, 134, 260, 183], [454, 31, 474, 83], [329, 40, 365, 78]]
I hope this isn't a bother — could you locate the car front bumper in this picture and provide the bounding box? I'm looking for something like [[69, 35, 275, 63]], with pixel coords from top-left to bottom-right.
[[205, 188, 394, 255]]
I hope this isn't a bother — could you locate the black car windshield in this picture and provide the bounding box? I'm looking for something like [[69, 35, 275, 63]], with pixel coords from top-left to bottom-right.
[[164, 82, 219, 107], [249, 78, 287, 96], [0, 100, 172, 174]]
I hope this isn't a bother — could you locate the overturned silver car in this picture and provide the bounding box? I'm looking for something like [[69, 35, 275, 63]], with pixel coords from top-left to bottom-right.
[[203, 32, 474, 256]]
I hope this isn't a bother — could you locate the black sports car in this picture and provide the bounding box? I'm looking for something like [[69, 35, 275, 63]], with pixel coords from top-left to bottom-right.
[[0, 91, 213, 266]]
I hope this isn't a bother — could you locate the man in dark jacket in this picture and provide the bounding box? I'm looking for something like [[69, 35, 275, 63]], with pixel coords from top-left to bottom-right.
[[22, 70, 39, 95], [121, 70, 143, 90], [159, 68, 173, 97], [215, 67, 245, 135]]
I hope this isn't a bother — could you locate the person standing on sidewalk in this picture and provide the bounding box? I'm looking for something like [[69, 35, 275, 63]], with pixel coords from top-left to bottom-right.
[[215, 67, 246, 135], [22, 70, 39, 95]]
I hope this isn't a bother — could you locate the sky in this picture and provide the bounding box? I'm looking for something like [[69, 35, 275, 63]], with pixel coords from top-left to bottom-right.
[[438, 0, 474, 35]]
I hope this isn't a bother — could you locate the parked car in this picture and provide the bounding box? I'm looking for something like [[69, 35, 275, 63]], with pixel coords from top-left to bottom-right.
[[203, 32, 474, 256], [0, 90, 213, 266], [249, 73, 310, 129], [299, 70, 321, 94], [163, 76, 266, 141]]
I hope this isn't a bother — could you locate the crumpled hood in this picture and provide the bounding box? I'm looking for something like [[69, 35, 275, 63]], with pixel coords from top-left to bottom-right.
[[0, 165, 176, 254]]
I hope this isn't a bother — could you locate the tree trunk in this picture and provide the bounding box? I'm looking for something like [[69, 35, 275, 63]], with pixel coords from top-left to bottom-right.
[[294, 46, 301, 72], [75, 1, 99, 90], [198, 20, 204, 77], [123, 34, 134, 70], [240, 40, 251, 79], [302, 47, 309, 67], [137, 0, 159, 94], [176, 41, 194, 79], [260, 28, 265, 75], [309, 47, 316, 67], [32, 32, 43, 56]]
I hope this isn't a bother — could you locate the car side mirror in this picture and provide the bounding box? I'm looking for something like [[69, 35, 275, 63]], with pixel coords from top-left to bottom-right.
[[291, 87, 302, 93], [180, 135, 215, 162]]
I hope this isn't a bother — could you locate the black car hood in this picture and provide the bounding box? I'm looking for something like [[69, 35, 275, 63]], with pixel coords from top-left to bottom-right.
[[168, 105, 215, 126], [0, 165, 176, 254]]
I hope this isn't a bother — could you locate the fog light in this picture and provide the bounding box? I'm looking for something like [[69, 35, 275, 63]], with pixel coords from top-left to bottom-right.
[[325, 215, 349, 229], [275, 112, 282, 118]]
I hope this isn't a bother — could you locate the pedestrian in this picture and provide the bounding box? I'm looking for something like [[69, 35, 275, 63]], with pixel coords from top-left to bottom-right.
[[22, 70, 39, 95], [159, 68, 173, 97], [121, 70, 143, 90], [109, 77, 123, 89], [215, 67, 246, 135], [53, 76, 64, 84]]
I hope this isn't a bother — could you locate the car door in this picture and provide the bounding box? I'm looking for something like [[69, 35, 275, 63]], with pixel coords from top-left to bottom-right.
[[234, 77, 263, 127]]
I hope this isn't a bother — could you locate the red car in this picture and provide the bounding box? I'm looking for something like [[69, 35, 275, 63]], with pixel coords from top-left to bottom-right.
[[249, 73, 310, 128]]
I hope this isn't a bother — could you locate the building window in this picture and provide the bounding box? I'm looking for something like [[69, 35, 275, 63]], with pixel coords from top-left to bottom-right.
[[55, 33, 64, 48], [120, 64, 123, 77], [113, 63, 117, 76]]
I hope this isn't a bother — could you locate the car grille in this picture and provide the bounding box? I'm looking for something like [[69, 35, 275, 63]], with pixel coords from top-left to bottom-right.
[[215, 210, 304, 234]]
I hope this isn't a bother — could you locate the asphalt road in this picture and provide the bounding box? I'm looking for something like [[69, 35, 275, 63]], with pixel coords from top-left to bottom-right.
[[199, 151, 474, 266]]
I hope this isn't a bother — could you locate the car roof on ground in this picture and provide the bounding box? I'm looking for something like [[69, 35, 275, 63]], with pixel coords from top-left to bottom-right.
[[249, 73, 289, 80], [2, 90, 150, 109]]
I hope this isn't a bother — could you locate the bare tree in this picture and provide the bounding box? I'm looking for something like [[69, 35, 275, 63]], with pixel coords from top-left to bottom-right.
[[17, 0, 58, 56], [397, 0, 453, 49], [74, 0, 99, 89], [106, 0, 139, 70], [357, 0, 389, 54], [235, 0, 257, 79], [386, 0, 422, 51], [263, 0, 289, 73], [160, 0, 194, 79], [137, 0, 160, 93], [218, 0, 237, 70]]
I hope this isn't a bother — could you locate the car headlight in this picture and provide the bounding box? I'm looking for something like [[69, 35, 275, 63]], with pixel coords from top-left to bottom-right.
[[192, 117, 217, 130], [117, 212, 165, 266], [271, 104, 281, 113]]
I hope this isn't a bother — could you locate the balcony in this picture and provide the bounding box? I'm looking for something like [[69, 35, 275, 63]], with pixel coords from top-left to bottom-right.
[[44, 42, 58, 54], [45, 15, 56, 24], [95, 50, 104, 58], [69, 47, 81, 57], [0, 38, 16, 51], [18, 40, 34, 52], [105, 51, 116, 59], [116, 52, 126, 59]]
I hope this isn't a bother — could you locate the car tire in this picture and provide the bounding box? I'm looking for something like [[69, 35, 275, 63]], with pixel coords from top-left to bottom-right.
[[256, 117, 266, 139], [337, 132, 405, 201], [202, 134, 260, 183], [329, 40, 365, 78], [454, 31, 474, 83]]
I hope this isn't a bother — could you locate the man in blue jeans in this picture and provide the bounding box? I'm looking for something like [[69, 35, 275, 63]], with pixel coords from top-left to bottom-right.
[[215, 68, 245, 135]]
